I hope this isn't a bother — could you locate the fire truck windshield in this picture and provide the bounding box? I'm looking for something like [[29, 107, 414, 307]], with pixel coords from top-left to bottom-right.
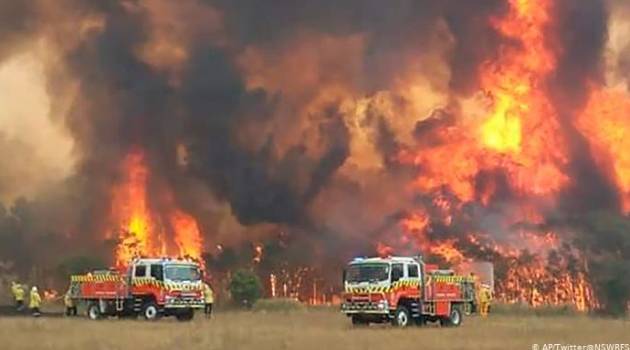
[[164, 265, 201, 282], [346, 263, 390, 283]]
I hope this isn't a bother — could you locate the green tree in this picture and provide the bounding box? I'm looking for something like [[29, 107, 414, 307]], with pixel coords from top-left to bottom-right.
[[229, 269, 263, 308]]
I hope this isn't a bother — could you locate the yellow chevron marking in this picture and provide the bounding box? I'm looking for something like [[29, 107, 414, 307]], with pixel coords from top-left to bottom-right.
[[431, 275, 475, 283], [71, 275, 122, 283], [71, 275, 203, 291], [345, 280, 422, 294]]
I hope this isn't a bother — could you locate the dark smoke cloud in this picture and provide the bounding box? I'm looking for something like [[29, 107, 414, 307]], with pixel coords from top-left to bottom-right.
[[443, 0, 507, 94], [547, 0, 618, 214], [211, 0, 506, 91], [550, 0, 608, 107], [53, 1, 179, 240], [0, 0, 513, 235], [178, 43, 351, 225]]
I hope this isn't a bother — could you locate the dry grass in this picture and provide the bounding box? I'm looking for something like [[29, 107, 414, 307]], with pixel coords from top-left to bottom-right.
[[0, 309, 628, 350]]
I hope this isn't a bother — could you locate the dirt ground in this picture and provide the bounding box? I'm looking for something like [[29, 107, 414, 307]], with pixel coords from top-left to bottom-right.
[[0, 309, 628, 350]]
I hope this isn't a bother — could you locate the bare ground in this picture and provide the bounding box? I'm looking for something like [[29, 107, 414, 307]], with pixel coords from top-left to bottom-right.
[[0, 309, 628, 350]]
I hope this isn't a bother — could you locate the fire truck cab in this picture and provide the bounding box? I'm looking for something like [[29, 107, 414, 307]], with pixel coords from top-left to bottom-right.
[[69, 258, 205, 321], [341, 256, 475, 327]]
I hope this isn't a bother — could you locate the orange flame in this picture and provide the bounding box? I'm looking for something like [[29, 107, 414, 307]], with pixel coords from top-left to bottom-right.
[[253, 243, 264, 264], [480, 0, 568, 195], [170, 209, 203, 260], [111, 149, 203, 266], [398, 0, 568, 205], [578, 87, 630, 213], [112, 150, 155, 265], [391, 0, 598, 310]]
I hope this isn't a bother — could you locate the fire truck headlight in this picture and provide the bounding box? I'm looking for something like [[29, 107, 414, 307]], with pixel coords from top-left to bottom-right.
[[377, 300, 388, 310]]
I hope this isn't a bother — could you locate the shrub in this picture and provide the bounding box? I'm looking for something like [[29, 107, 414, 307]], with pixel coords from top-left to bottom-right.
[[229, 269, 263, 308]]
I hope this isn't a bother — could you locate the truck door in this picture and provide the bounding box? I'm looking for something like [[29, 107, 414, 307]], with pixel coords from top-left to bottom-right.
[[150, 264, 164, 281], [407, 263, 421, 297], [149, 264, 165, 303], [391, 263, 404, 283], [132, 264, 148, 293], [133, 264, 147, 278]]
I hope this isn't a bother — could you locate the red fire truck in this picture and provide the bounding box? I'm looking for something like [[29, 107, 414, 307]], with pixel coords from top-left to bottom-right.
[[341, 256, 476, 327], [69, 258, 205, 321]]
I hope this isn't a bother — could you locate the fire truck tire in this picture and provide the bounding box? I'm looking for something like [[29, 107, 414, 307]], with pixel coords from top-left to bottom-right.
[[393, 306, 412, 328], [440, 306, 463, 327], [141, 302, 161, 321], [87, 304, 101, 320]]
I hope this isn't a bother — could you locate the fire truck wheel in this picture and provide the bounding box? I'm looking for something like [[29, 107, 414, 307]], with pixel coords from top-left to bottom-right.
[[141, 302, 161, 321], [393, 306, 411, 328], [441, 306, 463, 327], [87, 304, 101, 320]]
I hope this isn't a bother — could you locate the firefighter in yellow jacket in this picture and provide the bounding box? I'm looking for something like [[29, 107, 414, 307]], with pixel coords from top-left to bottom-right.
[[478, 284, 492, 317], [64, 289, 77, 316], [11, 282, 25, 311], [29, 286, 42, 317], [203, 282, 214, 318]]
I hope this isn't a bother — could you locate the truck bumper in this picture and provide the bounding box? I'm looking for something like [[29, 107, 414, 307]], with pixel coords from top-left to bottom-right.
[[164, 298, 205, 309], [341, 302, 389, 315]]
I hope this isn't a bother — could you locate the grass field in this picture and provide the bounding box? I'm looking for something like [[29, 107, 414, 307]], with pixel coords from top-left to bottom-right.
[[0, 308, 628, 350]]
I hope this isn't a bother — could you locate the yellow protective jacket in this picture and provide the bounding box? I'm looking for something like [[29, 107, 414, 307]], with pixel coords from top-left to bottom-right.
[[29, 289, 42, 309], [203, 283, 214, 304], [479, 288, 492, 303], [12, 283, 24, 301], [64, 292, 74, 308]]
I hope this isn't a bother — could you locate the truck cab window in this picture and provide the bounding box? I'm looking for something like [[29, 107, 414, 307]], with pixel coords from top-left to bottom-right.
[[150, 264, 163, 281], [408, 264, 419, 278], [391, 263, 404, 282], [134, 265, 147, 277]]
